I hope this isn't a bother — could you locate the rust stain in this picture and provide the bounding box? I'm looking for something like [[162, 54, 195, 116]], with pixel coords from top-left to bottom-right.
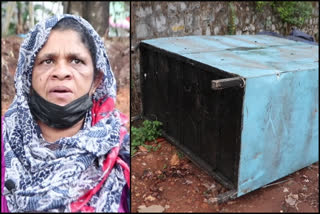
[[253, 152, 262, 159], [312, 108, 317, 118]]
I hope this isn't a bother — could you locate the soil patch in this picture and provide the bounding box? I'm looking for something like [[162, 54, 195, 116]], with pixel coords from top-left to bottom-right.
[[132, 139, 319, 213]]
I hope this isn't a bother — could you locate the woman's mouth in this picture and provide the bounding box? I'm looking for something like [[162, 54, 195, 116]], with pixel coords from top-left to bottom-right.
[[48, 86, 73, 104], [49, 86, 73, 93]]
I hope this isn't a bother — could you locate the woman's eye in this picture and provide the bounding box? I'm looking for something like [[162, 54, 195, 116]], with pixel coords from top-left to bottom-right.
[[42, 59, 53, 64], [72, 58, 82, 64]]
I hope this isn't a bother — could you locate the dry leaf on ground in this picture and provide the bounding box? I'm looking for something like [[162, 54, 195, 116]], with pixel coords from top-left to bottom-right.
[[170, 153, 180, 166], [139, 146, 148, 152]]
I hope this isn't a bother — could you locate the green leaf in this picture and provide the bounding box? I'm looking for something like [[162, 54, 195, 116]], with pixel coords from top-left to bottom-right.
[[131, 119, 163, 156]]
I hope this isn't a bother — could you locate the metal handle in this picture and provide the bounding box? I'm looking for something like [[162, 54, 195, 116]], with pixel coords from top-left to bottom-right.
[[211, 77, 245, 90]]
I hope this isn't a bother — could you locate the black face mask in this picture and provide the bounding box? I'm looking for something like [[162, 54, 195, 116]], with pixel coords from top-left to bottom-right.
[[28, 88, 93, 129]]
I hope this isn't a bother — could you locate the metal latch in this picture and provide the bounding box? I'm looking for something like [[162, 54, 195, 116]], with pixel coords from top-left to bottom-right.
[[211, 77, 245, 90]]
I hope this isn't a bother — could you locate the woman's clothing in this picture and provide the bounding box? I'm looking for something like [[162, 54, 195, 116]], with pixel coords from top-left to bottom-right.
[[1, 118, 9, 213], [1, 14, 130, 212]]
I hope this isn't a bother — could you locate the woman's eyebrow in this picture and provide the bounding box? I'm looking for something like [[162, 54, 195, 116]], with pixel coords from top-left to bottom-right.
[[37, 53, 57, 60], [37, 52, 87, 60]]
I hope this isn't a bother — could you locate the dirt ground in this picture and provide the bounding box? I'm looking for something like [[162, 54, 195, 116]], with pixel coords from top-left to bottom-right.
[[132, 138, 319, 213], [1, 35, 130, 119]]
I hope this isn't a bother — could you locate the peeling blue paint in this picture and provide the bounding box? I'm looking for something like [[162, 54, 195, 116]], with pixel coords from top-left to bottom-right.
[[238, 69, 318, 197]]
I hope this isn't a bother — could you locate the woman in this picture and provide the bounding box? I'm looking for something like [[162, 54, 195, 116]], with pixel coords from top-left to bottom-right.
[[1, 14, 130, 212]]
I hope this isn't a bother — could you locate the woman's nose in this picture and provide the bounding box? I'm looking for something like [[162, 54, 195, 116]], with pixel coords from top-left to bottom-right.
[[51, 62, 72, 80]]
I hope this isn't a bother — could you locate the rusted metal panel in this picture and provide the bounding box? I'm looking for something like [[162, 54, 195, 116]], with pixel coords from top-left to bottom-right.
[[140, 35, 319, 200]]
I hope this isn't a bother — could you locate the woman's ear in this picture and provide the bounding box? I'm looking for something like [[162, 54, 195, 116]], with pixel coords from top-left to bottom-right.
[[90, 71, 103, 95]]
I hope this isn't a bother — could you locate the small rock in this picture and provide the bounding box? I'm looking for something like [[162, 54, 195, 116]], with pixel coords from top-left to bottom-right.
[[285, 193, 299, 206], [159, 187, 164, 192], [145, 195, 156, 202], [184, 179, 193, 185], [142, 162, 146, 166], [283, 187, 289, 193], [208, 184, 216, 191], [138, 205, 165, 213], [207, 197, 218, 204]]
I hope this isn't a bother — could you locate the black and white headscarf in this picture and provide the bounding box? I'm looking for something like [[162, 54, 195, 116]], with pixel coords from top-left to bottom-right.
[[2, 14, 130, 212]]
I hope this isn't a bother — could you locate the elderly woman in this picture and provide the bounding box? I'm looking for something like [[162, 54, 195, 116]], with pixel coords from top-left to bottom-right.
[[1, 14, 130, 212]]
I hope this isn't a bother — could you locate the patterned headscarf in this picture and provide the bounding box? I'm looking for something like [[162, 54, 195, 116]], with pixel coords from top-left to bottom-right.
[[2, 14, 130, 212]]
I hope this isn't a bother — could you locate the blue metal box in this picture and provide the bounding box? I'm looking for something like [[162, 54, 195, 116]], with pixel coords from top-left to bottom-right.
[[139, 35, 319, 200]]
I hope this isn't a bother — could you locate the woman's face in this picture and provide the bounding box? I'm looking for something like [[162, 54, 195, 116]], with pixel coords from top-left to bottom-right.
[[32, 30, 96, 106]]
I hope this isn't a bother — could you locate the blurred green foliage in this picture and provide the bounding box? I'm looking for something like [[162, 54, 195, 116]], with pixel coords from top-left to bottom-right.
[[131, 120, 162, 156], [2, 2, 60, 36], [256, 1, 313, 27]]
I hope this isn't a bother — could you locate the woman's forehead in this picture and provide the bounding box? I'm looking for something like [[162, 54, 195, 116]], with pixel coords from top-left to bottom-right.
[[36, 30, 91, 59]]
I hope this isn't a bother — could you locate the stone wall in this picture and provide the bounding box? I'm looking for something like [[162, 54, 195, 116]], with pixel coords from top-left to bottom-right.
[[131, 1, 319, 116]]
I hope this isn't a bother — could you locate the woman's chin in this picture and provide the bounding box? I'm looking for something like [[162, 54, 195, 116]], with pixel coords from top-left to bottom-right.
[[53, 100, 71, 106], [47, 92, 74, 106]]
